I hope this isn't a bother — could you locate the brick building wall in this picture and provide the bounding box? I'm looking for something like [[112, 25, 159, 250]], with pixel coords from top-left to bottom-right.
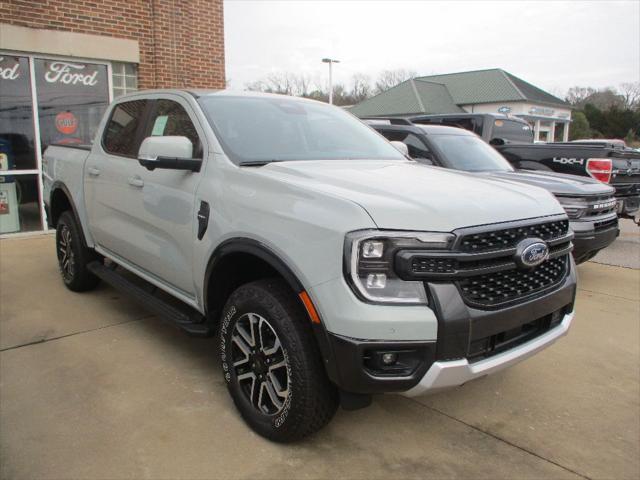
[[0, 0, 225, 89]]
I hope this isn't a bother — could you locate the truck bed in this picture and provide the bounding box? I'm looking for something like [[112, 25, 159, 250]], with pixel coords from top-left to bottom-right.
[[42, 144, 93, 228]]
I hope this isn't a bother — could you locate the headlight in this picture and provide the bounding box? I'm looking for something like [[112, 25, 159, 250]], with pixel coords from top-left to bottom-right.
[[344, 230, 455, 305], [555, 196, 587, 219]]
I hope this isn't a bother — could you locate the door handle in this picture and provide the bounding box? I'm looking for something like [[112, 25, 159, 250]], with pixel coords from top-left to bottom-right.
[[87, 167, 101, 176], [127, 176, 144, 188]]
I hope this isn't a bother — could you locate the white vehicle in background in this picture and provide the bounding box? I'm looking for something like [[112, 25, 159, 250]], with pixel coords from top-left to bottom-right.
[[43, 90, 576, 442]]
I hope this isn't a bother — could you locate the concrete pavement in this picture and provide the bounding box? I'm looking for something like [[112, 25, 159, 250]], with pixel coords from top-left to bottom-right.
[[592, 218, 640, 269], [1, 234, 638, 479]]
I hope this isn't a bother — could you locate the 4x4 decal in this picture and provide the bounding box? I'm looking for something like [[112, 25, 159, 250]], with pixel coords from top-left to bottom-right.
[[553, 157, 585, 165]]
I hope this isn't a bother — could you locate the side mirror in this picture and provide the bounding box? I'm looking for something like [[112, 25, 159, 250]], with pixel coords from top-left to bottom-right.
[[390, 141, 409, 156], [137, 136, 201, 172], [418, 157, 434, 165]]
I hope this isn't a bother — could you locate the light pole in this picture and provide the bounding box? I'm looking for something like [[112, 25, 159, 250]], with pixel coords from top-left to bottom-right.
[[322, 58, 340, 104]]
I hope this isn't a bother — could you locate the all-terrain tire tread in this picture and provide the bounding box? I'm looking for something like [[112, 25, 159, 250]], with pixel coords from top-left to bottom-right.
[[221, 278, 338, 442], [56, 211, 100, 292]]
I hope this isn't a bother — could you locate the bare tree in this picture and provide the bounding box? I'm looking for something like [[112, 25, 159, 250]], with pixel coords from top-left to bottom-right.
[[349, 73, 372, 104], [245, 72, 315, 97], [565, 86, 597, 106], [374, 69, 417, 94], [619, 82, 640, 110], [245, 68, 414, 104], [565, 86, 627, 110]]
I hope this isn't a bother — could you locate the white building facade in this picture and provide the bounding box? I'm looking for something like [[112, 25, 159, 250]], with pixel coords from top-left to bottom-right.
[[350, 69, 573, 143], [463, 102, 572, 142]]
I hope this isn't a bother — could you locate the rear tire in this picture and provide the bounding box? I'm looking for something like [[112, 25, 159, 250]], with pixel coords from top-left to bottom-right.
[[220, 278, 338, 442], [56, 211, 100, 292]]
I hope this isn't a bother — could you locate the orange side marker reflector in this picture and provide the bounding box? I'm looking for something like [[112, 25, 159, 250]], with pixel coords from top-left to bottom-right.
[[299, 291, 321, 324]]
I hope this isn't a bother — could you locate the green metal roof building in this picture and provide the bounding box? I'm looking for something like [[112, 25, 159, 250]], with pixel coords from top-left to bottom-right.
[[350, 69, 572, 142]]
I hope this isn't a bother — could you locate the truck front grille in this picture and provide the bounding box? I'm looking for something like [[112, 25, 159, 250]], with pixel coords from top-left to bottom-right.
[[458, 256, 568, 308], [458, 219, 568, 253], [584, 195, 618, 218], [411, 257, 457, 274], [394, 216, 573, 309]]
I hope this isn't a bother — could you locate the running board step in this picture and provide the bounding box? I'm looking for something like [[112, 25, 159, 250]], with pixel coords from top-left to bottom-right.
[[87, 261, 212, 336]]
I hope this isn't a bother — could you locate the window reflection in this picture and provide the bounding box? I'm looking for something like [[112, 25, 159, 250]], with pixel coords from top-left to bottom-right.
[[0, 55, 37, 171], [34, 59, 110, 151], [0, 174, 42, 234]]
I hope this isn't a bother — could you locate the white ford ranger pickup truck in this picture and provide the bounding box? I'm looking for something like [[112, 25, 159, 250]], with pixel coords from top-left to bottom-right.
[[43, 90, 576, 442]]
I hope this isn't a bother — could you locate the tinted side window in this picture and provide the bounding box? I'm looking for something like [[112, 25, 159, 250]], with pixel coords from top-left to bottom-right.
[[103, 100, 148, 157], [147, 100, 202, 158], [378, 130, 431, 159], [404, 133, 431, 159], [472, 118, 484, 136], [441, 118, 474, 133], [492, 119, 533, 143]]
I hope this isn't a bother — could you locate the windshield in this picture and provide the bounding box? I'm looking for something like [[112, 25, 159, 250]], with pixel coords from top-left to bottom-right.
[[491, 119, 533, 144], [428, 134, 514, 172], [198, 95, 405, 164]]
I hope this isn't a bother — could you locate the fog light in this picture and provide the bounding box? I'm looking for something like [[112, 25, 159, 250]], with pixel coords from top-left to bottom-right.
[[381, 352, 397, 365], [366, 273, 387, 289]]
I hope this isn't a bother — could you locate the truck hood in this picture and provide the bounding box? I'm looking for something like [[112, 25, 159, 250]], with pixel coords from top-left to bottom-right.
[[253, 160, 565, 231], [479, 170, 615, 196]]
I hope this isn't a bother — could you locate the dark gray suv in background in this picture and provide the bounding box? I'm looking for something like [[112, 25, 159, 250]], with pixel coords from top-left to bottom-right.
[[368, 119, 619, 264]]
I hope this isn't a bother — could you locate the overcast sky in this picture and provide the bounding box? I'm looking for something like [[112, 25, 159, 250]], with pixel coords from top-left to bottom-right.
[[224, 0, 640, 96]]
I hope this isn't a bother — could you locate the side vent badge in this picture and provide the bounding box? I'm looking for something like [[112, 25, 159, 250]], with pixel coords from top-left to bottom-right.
[[197, 201, 210, 240]]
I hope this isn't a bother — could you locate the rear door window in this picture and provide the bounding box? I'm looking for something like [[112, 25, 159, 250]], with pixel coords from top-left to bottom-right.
[[102, 100, 148, 157]]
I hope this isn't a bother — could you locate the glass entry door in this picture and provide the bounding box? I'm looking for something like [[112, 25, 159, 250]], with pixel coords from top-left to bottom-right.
[[0, 53, 111, 235], [0, 54, 41, 234]]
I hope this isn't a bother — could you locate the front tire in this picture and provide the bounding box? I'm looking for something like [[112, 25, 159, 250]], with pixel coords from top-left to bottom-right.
[[56, 211, 100, 292], [220, 279, 338, 442]]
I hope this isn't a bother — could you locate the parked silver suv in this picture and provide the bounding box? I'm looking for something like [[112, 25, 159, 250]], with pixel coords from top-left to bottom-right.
[[44, 90, 576, 441]]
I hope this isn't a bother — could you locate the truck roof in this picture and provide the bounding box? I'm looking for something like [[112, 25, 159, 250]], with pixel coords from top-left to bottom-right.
[[409, 113, 531, 124], [364, 119, 475, 136], [115, 89, 321, 102]]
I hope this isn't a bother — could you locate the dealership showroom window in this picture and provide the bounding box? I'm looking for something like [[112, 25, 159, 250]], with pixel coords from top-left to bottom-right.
[[0, 54, 138, 234]]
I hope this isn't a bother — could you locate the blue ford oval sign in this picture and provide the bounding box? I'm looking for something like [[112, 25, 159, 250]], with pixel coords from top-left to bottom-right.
[[515, 239, 549, 268]]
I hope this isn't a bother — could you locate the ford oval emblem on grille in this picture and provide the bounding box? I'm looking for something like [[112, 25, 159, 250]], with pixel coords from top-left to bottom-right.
[[515, 238, 549, 268]]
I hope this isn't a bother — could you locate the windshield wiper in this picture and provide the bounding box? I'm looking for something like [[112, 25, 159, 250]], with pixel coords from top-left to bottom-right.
[[239, 159, 285, 167]]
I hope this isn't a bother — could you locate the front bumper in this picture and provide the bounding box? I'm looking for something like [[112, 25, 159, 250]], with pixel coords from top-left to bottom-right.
[[323, 259, 577, 396], [402, 310, 573, 397], [614, 188, 640, 219], [570, 215, 619, 260]]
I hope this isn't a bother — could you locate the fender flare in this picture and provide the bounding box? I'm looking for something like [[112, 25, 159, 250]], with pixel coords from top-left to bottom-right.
[[49, 181, 91, 247], [203, 237, 339, 382], [203, 238, 304, 314], [49, 181, 80, 226]]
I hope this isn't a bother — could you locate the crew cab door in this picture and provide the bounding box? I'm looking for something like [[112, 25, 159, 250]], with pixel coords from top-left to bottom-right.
[[85, 98, 151, 264], [127, 96, 206, 295], [85, 95, 205, 297]]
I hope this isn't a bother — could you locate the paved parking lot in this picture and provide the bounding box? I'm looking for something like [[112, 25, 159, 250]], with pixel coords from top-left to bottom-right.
[[1, 224, 638, 479]]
